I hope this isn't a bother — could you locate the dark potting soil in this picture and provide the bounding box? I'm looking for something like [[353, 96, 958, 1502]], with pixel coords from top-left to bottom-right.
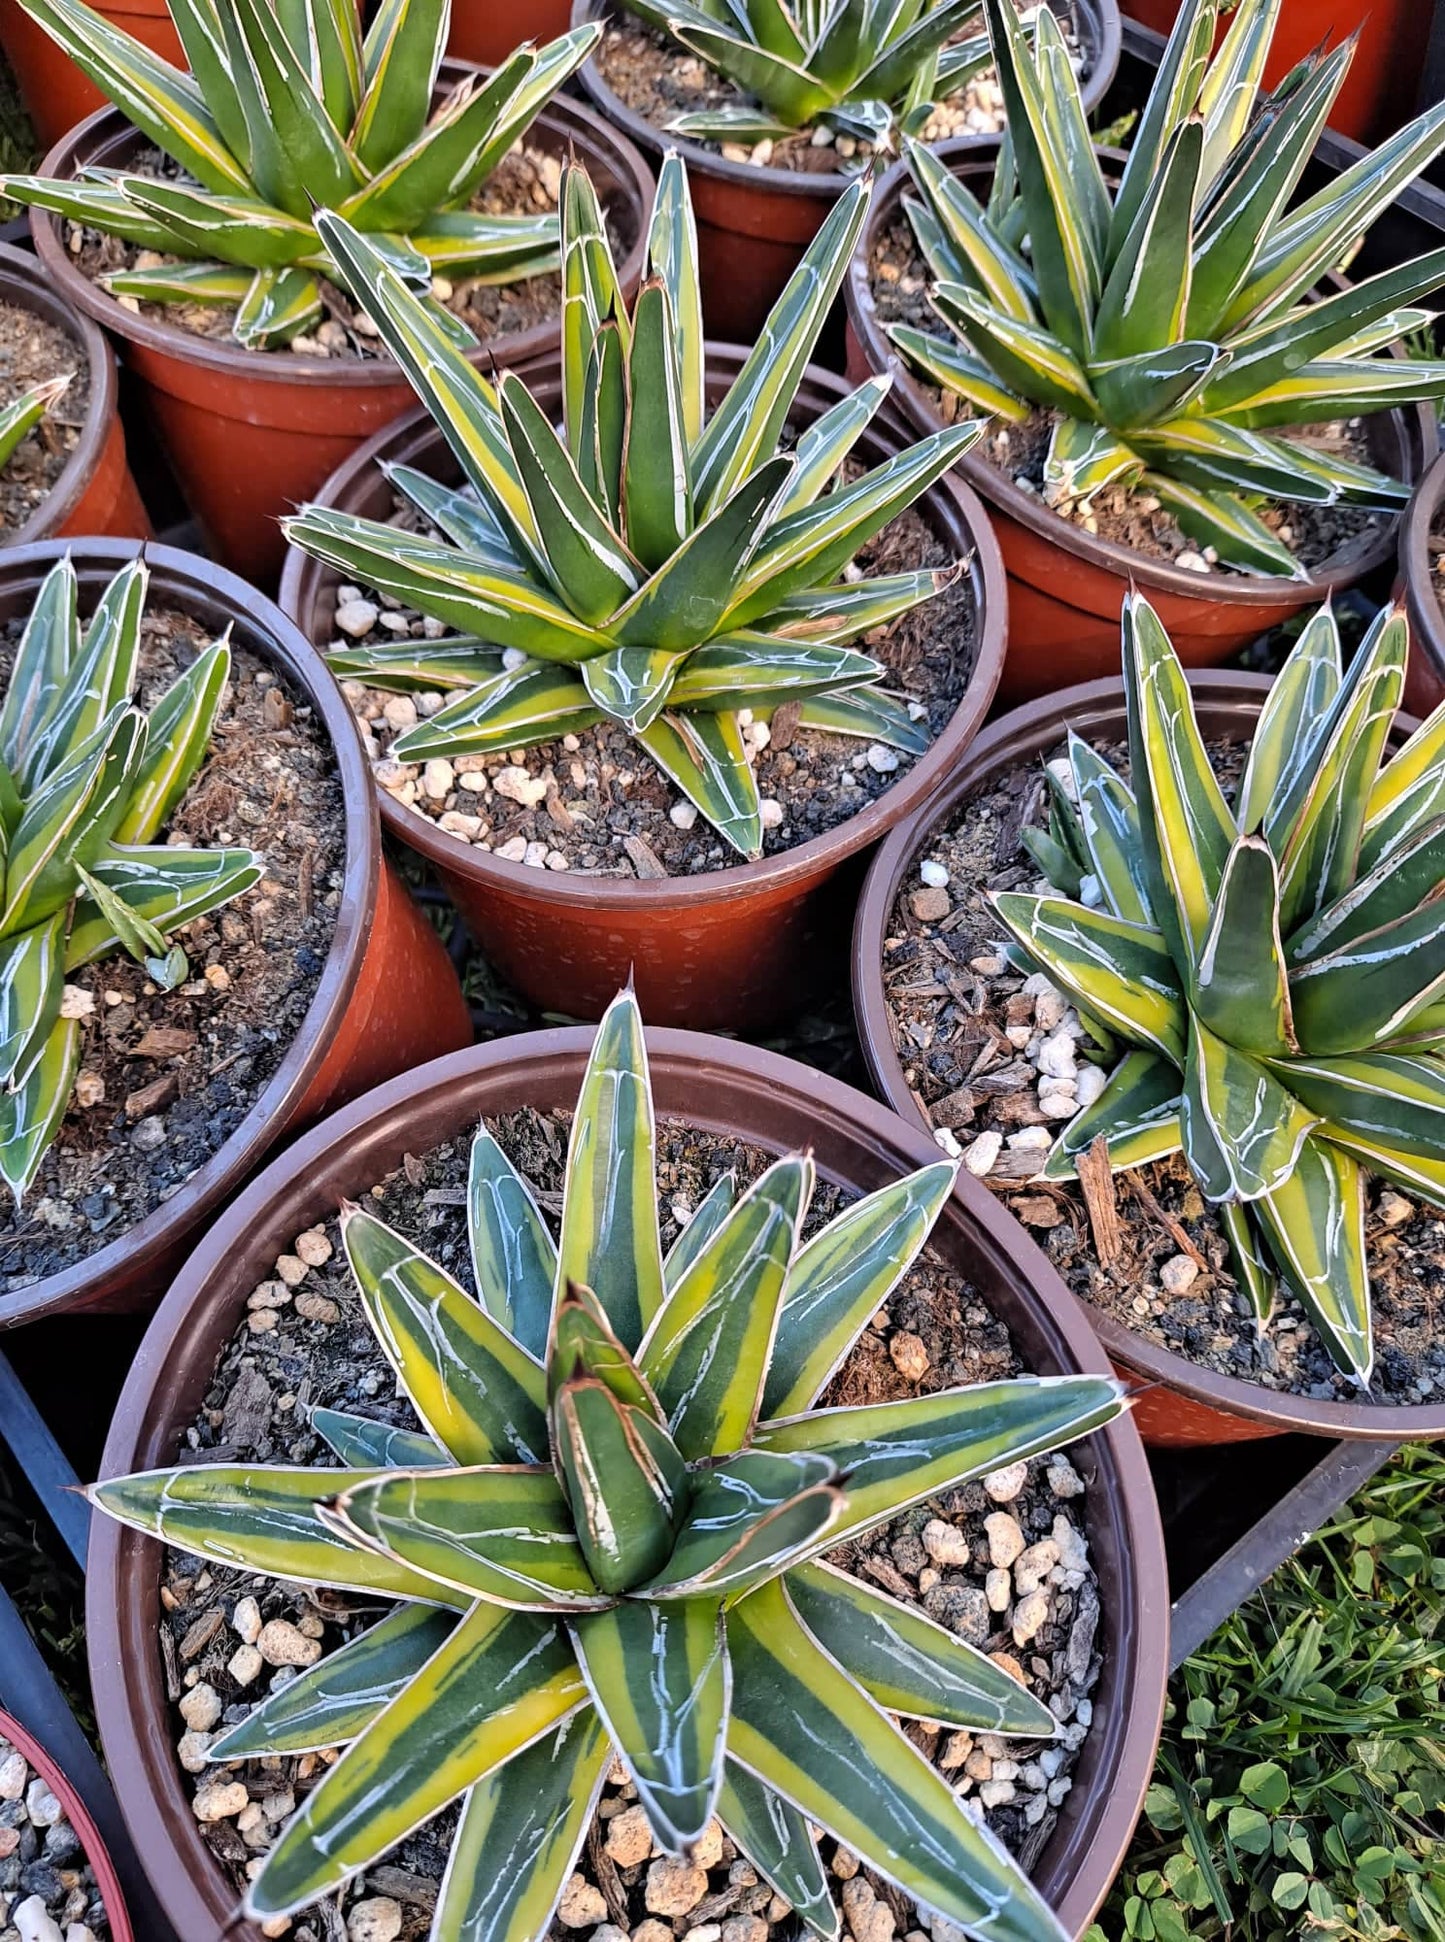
[[0, 609, 345, 1295], [0, 297, 90, 534], [595, 2, 1090, 167], [879, 739, 1445, 1408], [156, 1113, 1103, 1942], [867, 220, 1393, 578], [338, 488, 976, 878], [71, 146, 627, 359]]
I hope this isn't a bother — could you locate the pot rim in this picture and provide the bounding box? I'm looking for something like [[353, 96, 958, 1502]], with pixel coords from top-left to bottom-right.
[[844, 135, 1437, 605], [0, 536, 382, 1331], [276, 344, 1009, 910], [1401, 448, 1445, 677], [851, 663, 1445, 1441], [87, 1023, 1169, 1942], [27, 68, 655, 388], [570, 0, 1121, 194], [0, 1707, 133, 1942], [0, 236, 122, 544]]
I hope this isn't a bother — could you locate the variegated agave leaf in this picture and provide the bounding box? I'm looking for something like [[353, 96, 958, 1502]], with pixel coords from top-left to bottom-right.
[[889, 0, 1445, 574], [0, 555, 259, 1200], [284, 156, 983, 854], [90, 989, 1124, 1942], [994, 588, 1442, 1385], [0, 0, 599, 345], [615, 0, 1008, 151]]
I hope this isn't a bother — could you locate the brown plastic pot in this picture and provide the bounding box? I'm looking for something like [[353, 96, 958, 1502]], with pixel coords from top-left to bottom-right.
[[572, 0, 1121, 345], [0, 1709, 133, 1942], [1399, 450, 1445, 719], [278, 346, 1008, 1031], [88, 1027, 1169, 1942], [0, 239, 149, 546], [0, 0, 183, 151], [1119, 0, 1432, 149], [845, 139, 1436, 706], [449, 0, 573, 64], [852, 666, 1445, 1447], [0, 538, 473, 1333], [29, 79, 654, 590]]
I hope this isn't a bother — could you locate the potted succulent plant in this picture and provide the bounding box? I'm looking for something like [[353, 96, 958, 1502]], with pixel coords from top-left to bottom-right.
[[1120, 0, 1434, 149], [0, 0, 182, 149], [1399, 450, 1445, 719], [278, 153, 1005, 1029], [845, 0, 1445, 701], [3, 0, 654, 586], [0, 238, 149, 547], [571, 0, 1121, 341], [0, 1710, 134, 1940], [86, 990, 1168, 1942], [853, 587, 1445, 1446], [0, 537, 472, 1331]]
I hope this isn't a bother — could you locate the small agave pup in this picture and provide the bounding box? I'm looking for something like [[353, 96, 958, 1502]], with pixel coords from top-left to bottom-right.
[[612, 0, 1011, 149], [92, 990, 1124, 1941], [889, 0, 1445, 575], [992, 589, 1445, 1387], [0, 0, 599, 348], [0, 374, 73, 478], [284, 158, 982, 856], [0, 555, 261, 1199]]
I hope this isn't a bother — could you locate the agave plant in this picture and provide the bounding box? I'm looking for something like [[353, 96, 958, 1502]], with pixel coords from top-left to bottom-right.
[[93, 988, 1123, 1940], [0, 373, 72, 474], [0, 555, 261, 1198], [284, 158, 981, 856], [992, 589, 1445, 1386], [0, 0, 599, 348], [889, 0, 1445, 576], [614, 0, 1011, 149]]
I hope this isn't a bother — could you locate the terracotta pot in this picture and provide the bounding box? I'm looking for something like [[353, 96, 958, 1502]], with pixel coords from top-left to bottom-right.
[[88, 1026, 1169, 1942], [0, 238, 149, 545], [0, 1709, 133, 1942], [0, 0, 183, 152], [851, 667, 1445, 1447], [449, 0, 573, 64], [1399, 450, 1445, 718], [844, 139, 1436, 705], [0, 538, 473, 1332], [1119, 0, 1432, 149], [572, 0, 1121, 346], [278, 346, 1008, 1031], [29, 80, 654, 590]]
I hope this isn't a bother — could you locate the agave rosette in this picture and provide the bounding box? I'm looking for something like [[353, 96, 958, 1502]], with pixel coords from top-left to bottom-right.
[[0, 555, 261, 1199], [993, 589, 1445, 1386], [889, 0, 1445, 576], [285, 156, 982, 856], [0, 0, 599, 348], [614, 0, 1011, 149], [93, 990, 1124, 1940], [0, 373, 74, 476]]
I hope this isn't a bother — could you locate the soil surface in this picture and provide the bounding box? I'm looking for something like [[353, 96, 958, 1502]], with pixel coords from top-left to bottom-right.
[[1430, 505, 1445, 629], [70, 144, 636, 359], [878, 737, 1445, 1408], [0, 608, 346, 1295], [595, 1, 1091, 168], [330, 482, 977, 878], [866, 220, 1395, 578], [154, 1113, 1105, 1941], [0, 297, 90, 534], [0, 1727, 111, 1937]]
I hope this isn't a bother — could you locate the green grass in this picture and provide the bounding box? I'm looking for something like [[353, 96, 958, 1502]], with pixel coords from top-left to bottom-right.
[[1087, 1447, 1445, 1942]]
